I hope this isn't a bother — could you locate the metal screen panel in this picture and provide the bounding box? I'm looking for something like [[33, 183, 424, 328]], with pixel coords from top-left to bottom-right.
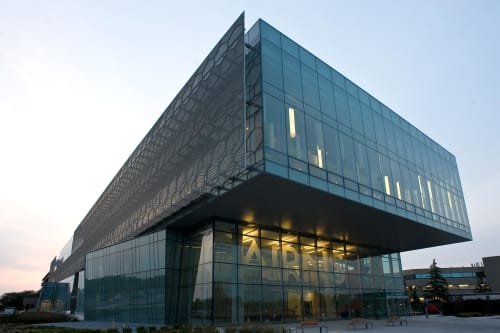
[[52, 14, 246, 281]]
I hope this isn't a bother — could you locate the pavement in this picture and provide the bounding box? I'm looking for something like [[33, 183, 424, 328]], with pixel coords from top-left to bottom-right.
[[39, 315, 500, 333]]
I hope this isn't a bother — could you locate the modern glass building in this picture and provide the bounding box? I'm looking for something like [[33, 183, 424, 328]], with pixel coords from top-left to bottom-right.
[[40, 14, 471, 325]]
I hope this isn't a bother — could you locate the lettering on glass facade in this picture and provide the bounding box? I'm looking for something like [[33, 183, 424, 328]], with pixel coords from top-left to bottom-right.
[[241, 235, 346, 285]]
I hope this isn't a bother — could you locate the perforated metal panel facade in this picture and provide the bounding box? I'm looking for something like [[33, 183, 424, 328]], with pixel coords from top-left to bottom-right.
[[52, 14, 248, 281]]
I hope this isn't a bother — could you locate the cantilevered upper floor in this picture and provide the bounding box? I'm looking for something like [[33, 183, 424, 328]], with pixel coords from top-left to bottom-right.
[[50, 14, 471, 281]]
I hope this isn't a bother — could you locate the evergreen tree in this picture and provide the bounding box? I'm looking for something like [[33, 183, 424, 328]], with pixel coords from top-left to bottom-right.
[[424, 259, 449, 303], [411, 288, 419, 303], [474, 275, 491, 293]]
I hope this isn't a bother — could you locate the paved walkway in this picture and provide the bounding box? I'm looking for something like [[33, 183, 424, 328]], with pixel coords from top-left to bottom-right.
[[41, 315, 500, 333]]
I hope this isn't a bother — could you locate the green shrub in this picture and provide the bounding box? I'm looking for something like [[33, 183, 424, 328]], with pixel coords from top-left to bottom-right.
[[149, 327, 158, 333], [173, 324, 191, 333], [122, 327, 132, 333], [0, 311, 72, 324], [202, 327, 217, 333], [137, 327, 147, 333]]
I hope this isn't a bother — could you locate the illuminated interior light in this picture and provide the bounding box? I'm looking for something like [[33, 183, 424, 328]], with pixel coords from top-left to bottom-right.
[[427, 180, 435, 212], [418, 175, 425, 208], [317, 146, 323, 168], [396, 181, 402, 200], [288, 107, 296, 138], [447, 191, 453, 209], [384, 176, 391, 195]]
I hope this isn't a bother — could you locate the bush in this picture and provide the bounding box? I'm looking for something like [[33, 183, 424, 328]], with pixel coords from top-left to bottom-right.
[[123, 327, 132, 333], [173, 324, 191, 333], [137, 327, 147, 333], [0, 311, 73, 324]]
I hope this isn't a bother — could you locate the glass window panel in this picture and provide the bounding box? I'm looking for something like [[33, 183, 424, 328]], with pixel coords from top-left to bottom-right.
[[214, 231, 235, 263], [348, 273, 362, 289], [361, 104, 376, 141], [281, 34, 299, 58], [373, 112, 387, 147], [354, 141, 370, 187], [316, 59, 331, 80], [262, 267, 283, 285], [283, 52, 303, 99], [332, 69, 345, 88], [323, 125, 343, 175], [318, 75, 336, 119], [240, 235, 261, 266], [239, 284, 262, 323], [345, 79, 358, 97], [334, 86, 350, 127], [303, 288, 320, 320], [261, 238, 281, 267], [301, 245, 318, 271], [214, 262, 236, 283], [379, 154, 393, 196], [286, 107, 307, 161], [284, 287, 302, 321], [393, 125, 407, 160], [289, 157, 308, 172], [348, 95, 363, 134], [260, 21, 280, 46], [262, 39, 283, 89], [400, 166, 413, 204], [390, 159, 403, 200], [305, 115, 325, 169], [319, 288, 337, 320], [301, 64, 320, 109], [383, 118, 397, 153], [239, 265, 262, 284], [263, 94, 287, 153], [283, 269, 302, 286], [319, 272, 335, 287], [339, 132, 357, 181], [299, 47, 316, 69], [317, 247, 332, 273], [240, 224, 259, 236], [358, 88, 370, 106], [366, 148, 384, 191], [282, 242, 301, 269], [262, 285, 283, 322], [302, 270, 319, 287]]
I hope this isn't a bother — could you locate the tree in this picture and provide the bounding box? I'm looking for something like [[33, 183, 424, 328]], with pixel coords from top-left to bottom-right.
[[474, 275, 492, 293], [0, 290, 39, 310], [424, 259, 449, 303], [411, 288, 419, 303]]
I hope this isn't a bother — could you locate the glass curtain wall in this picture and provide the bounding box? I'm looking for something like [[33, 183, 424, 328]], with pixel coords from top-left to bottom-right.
[[85, 230, 170, 324], [208, 220, 405, 324], [258, 20, 470, 239], [85, 220, 405, 325]]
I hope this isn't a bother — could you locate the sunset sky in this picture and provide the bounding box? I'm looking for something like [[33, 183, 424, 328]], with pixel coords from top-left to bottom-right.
[[1, 0, 499, 295]]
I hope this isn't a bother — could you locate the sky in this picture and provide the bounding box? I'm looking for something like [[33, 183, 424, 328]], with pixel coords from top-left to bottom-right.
[[1, 0, 499, 295]]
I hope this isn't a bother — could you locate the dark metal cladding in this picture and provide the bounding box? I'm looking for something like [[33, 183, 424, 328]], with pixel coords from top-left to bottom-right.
[[51, 14, 246, 281]]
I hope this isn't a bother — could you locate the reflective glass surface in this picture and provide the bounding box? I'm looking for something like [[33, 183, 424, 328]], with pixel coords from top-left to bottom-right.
[[259, 20, 470, 239]]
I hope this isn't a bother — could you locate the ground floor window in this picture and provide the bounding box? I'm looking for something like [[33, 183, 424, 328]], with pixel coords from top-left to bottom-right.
[[83, 219, 408, 325]]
